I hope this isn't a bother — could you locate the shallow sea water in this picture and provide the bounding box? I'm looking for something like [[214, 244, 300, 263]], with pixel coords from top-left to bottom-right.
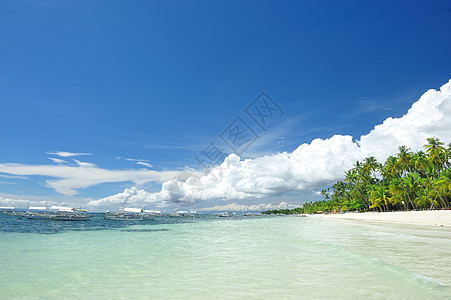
[[0, 214, 450, 299]]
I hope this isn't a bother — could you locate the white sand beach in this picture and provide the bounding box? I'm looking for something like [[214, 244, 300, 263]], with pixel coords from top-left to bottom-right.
[[312, 210, 451, 227]]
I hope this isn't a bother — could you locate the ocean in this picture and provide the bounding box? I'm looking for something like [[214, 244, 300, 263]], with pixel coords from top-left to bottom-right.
[[1, 214, 450, 299]]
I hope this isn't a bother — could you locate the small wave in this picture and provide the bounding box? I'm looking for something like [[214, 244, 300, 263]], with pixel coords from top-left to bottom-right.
[[120, 228, 170, 232]]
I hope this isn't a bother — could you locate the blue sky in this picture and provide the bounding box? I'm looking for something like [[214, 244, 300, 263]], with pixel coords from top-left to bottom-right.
[[1, 0, 451, 211]]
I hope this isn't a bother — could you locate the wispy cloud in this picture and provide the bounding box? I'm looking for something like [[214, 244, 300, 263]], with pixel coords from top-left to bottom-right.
[[47, 151, 93, 158], [117, 157, 153, 168], [73, 159, 97, 167], [48, 157, 67, 164], [0, 181, 16, 185], [0, 163, 182, 196], [136, 162, 153, 168], [0, 174, 28, 180], [119, 157, 151, 162]]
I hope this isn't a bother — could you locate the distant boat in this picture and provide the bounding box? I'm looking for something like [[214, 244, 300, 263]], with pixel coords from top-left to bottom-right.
[[169, 210, 197, 218], [142, 210, 164, 218], [218, 212, 236, 217], [0, 206, 15, 214], [0, 206, 26, 217], [243, 212, 261, 216], [26, 206, 92, 221], [104, 207, 145, 221]]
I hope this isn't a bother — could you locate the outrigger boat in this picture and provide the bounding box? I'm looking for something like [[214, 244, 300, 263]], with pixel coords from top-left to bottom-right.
[[0, 206, 15, 214], [104, 207, 145, 221], [26, 206, 92, 221], [169, 210, 198, 218], [0, 206, 25, 216], [218, 211, 236, 217], [0, 206, 26, 216], [142, 210, 163, 218]]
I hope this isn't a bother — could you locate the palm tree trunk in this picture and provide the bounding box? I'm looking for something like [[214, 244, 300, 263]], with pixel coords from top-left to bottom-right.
[[397, 173, 416, 210], [352, 185, 371, 210], [425, 173, 448, 208]]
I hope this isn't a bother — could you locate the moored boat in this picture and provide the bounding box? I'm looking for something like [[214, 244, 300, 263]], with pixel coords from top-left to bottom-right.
[[218, 211, 236, 217], [104, 207, 145, 220], [26, 206, 92, 221], [169, 210, 197, 217]]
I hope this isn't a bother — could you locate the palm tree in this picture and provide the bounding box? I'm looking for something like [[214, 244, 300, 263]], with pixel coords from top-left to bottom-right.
[[402, 173, 419, 206], [397, 145, 412, 176], [436, 170, 451, 208], [369, 184, 391, 211], [425, 137, 447, 174], [388, 148, 415, 209], [388, 178, 407, 210], [363, 156, 380, 183], [414, 150, 447, 208], [344, 169, 370, 209]]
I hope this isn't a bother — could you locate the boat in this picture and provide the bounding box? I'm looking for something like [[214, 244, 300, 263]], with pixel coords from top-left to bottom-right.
[[142, 210, 164, 218], [243, 212, 261, 216], [0, 206, 15, 214], [104, 207, 145, 221], [169, 210, 197, 218], [26, 206, 92, 221], [218, 211, 236, 217]]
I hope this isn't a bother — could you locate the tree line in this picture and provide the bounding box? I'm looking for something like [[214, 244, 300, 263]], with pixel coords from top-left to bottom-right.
[[263, 137, 451, 215]]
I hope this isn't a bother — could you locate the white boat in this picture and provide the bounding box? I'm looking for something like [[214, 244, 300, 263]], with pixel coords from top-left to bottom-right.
[[143, 210, 163, 218], [0, 206, 15, 214], [218, 211, 236, 217], [169, 210, 197, 217], [0, 206, 26, 216], [26, 206, 92, 221], [243, 212, 261, 216], [104, 207, 145, 221]]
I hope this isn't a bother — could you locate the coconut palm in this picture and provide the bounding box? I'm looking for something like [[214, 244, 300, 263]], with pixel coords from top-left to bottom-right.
[[363, 156, 380, 183], [369, 184, 391, 211], [344, 169, 370, 209], [425, 137, 447, 174], [436, 170, 451, 207]]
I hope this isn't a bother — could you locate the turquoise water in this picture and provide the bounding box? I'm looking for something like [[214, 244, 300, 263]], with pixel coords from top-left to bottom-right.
[[1, 215, 450, 299]]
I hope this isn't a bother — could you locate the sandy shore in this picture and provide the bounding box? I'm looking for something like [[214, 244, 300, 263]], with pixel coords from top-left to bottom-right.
[[311, 210, 451, 227]]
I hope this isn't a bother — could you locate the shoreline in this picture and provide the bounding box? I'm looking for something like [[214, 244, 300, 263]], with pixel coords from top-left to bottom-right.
[[309, 210, 451, 227]]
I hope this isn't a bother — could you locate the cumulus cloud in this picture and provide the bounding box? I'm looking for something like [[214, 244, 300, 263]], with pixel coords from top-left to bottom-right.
[[88, 187, 171, 208], [94, 79, 451, 207], [47, 151, 92, 157]]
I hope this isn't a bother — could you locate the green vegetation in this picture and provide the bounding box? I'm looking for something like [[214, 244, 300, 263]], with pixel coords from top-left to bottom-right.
[[263, 137, 451, 215]]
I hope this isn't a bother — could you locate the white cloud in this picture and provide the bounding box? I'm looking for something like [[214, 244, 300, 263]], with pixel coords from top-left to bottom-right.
[[95, 78, 451, 207], [47, 151, 92, 157], [49, 157, 67, 164], [116, 157, 154, 168], [199, 201, 299, 212], [0, 174, 28, 179], [88, 187, 171, 208], [136, 162, 153, 168], [0, 163, 182, 196], [123, 158, 149, 162], [0, 181, 16, 185], [0, 196, 70, 208], [73, 159, 97, 167]]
